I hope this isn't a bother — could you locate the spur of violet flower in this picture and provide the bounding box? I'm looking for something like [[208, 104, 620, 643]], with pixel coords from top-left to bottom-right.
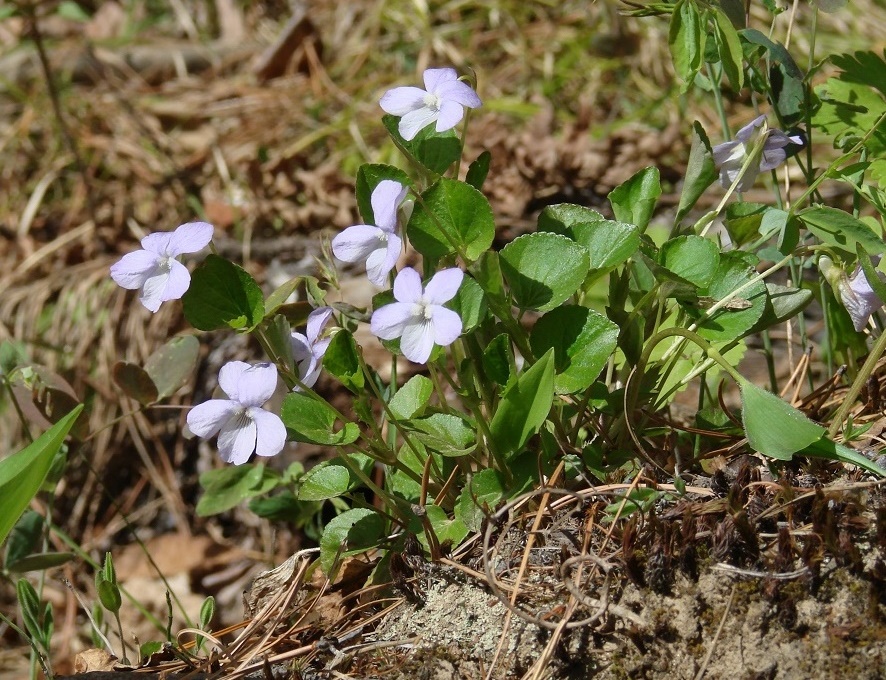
[[371, 267, 464, 364], [380, 67, 482, 141], [110, 221, 214, 312], [332, 180, 408, 286], [712, 115, 802, 193], [291, 306, 333, 389], [187, 361, 286, 465], [820, 256, 885, 332]]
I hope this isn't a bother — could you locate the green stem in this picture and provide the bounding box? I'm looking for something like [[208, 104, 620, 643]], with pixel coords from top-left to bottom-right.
[[827, 326, 886, 438]]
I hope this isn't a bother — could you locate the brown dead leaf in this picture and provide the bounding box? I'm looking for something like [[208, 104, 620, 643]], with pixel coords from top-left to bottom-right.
[[74, 648, 118, 673]]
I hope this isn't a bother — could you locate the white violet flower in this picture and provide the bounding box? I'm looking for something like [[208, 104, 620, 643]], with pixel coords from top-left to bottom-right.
[[291, 306, 334, 389], [370, 267, 464, 364], [380, 67, 482, 141], [712, 115, 802, 193], [187, 361, 286, 465], [110, 221, 214, 312]]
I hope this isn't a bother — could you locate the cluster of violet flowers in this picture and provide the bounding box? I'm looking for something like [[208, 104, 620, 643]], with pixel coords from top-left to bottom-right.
[[109, 67, 481, 465]]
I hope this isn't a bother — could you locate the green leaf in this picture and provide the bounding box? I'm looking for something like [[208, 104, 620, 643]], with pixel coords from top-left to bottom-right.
[[724, 202, 769, 248], [804, 438, 886, 477], [746, 283, 813, 334], [407, 178, 495, 262], [465, 151, 492, 190], [112, 362, 158, 405], [144, 335, 200, 400], [320, 508, 385, 573], [417, 504, 469, 549], [607, 166, 660, 231], [713, 7, 744, 91], [741, 29, 805, 124], [538, 205, 639, 271], [4, 510, 42, 568], [16, 579, 42, 639], [489, 349, 555, 457], [0, 405, 83, 547], [264, 279, 302, 318], [322, 330, 364, 393], [741, 381, 825, 460], [483, 333, 513, 386], [450, 275, 486, 332], [298, 454, 373, 501], [411, 413, 476, 456], [389, 375, 434, 421], [669, 0, 704, 89], [355, 164, 413, 224], [6, 552, 75, 573], [695, 251, 767, 342], [199, 596, 215, 630], [455, 469, 506, 532], [182, 255, 265, 331], [798, 206, 886, 256], [281, 392, 360, 445], [659, 236, 720, 288], [499, 233, 590, 312], [97, 577, 122, 613], [57, 1, 91, 21], [382, 115, 462, 175], [530, 307, 619, 394], [676, 122, 718, 224], [196, 464, 280, 516]]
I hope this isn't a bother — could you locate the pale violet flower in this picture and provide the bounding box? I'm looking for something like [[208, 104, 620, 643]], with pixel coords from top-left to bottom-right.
[[332, 180, 408, 286], [820, 256, 885, 332], [371, 267, 464, 364], [380, 67, 482, 141], [712, 115, 802, 192], [291, 306, 333, 389], [187, 361, 286, 465], [110, 221, 214, 312]]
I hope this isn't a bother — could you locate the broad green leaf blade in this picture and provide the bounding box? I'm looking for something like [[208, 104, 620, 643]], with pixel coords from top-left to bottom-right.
[[112, 361, 159, 405], [143, 335, 200, 400], [713, 7, 744, 92], [465, 150, 492, 190], [675, 122, 717, 224], [5, 510, 42, 567], [538, 205, 639, 271], [607, 166, 660, 231], [281, 392, 360, 446], [741, 381, 824, 460], [411, 413, 476, 456], [196, 464, 280, 516], [407, 178, 495, 262], [323, 330, 365, 394], [529, 306, 619, 394], [450, 275, 486, 333], [455, 469, 506, 532], [482, 333, 513, 386], [415, 504, 469, 549], [659, 235, 720, 288], [746, 284, 813, 335], [355, 163, 413, 224], [669, 0, 704, 90], [382, 115, 462, 175], [389, 375, 434, 421], [297, 454, 373, 501], [489, 349, 555, 457], [724, 202, 769, 248], [7, 552, 76, 573], [500, 233, 590, 312], [0, 405, 83, 546], [182, 255, 265, 331], [264, 279, 302, 318], [695, 251, 767, 342], [798, 207, 886, 256], [320, 508, 385, 573]]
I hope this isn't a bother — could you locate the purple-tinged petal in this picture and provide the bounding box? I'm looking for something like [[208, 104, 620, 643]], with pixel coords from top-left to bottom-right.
[[424, 268, 463, 304], [235, 362, 279, 407], [380, 86, 427, 115], [110, 250, 160, 290], [291, 332, 311, 364], [313, 337, 331, 359], [398, 107, 439, 141], [298, 356, 321, 388], [435, 100, 465, 132], [435, 79, 482, 108], [393, 267, 423, 303], [712, 140, 740, 167], [217, 414, 256, 465], [844, 268, 884, 331], [187, 399, 239, 439], [140, 231, 175, 256], [139, 270, 171, 313], [423, 68, 458, 93], [251, 408, 287, 457], [431, 306, 463, 346], [370, 180, 408, 232], [371, 302, 417, 340], [158, 258, 192, 301], [400, 320, 435, 363], [759, 147, 789, 172], [735, 115, 766, 143], [218, 361, 252, 401], [365, 232, 401, 286], [306, 306, 334, 344], [168, 221, 214, 255], [332, 225, 385, 263]]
